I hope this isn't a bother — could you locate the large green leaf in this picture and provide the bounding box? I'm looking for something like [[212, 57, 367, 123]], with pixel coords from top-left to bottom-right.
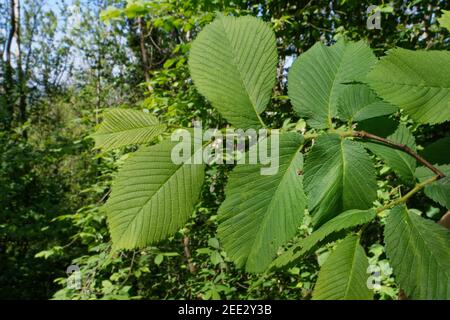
[[304, 134, 377, 227], [217, 132, 306, 273], [271, 209, 376, 270], [337, 84, 397, 122], [385, 206, 450, 299], [312, 234, 373, 300], [189, 14, 277, 129], [438, 10, 450, 30], [91, 109, 166, 151], [367, 48, 450, 125], [288, 40, 376, 129], [416, 165, 450, 210], [421, 137, 450, 165], [105, 138, 205, 249], [365, 124, 417, 183]]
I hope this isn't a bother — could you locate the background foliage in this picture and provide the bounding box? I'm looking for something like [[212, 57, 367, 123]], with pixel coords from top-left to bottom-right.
[[0, 0, 449, 299]]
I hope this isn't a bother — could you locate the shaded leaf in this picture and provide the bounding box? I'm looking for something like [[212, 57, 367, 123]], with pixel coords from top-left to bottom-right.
[[385, 206, 450, 299], [366, 124, 416, 183], [421, 137, 450, 165], [337, 84, 397, 122], [416, 165, 450, 210], [438, 10, 450, 30], [356, 116, 398, 138], [312, 234, 373, 300]]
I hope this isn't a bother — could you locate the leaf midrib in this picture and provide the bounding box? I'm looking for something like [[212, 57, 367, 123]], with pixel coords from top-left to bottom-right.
[[113, 143, 206, 247], [95, 124, 165, 136], [403, 210, 450, 280], [247, 143, 304, 266], [342, 236, 359, 299], [326, 45, 347, 128], [218, 17, 266, 127]]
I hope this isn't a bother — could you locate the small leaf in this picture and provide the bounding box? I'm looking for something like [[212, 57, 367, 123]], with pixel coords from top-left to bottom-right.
[[210, 251, 223, 265], [154, 254, 164, 266], [438, 10, 450, 30], [208, 238, 220, 249], [416, 165, 450, 210], [385, 206, 450, 299], [91, 109, 166, 151], [312, 234, 373, 300], [367, 48, 450, 125]]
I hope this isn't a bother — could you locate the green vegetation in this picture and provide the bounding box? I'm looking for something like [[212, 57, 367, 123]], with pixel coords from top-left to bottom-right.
[[1, 0, 449, 300]]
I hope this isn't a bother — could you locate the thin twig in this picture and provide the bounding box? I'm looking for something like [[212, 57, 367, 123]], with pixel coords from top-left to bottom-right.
[[352, 130, 446, 178], [303, 129, 446, 179], [376, 175, 439, 213], [119, 251, 136, 289]]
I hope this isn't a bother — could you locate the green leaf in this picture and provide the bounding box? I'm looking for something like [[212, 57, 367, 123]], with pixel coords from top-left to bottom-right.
[[304, 134, 377, 227], [385, 206, 450, 299], [105, 138, 205, 249], [367, 48, 450, 125], [288, 40, 376, 129], [438, 10, 450, 30], [100, 6, 123, 22], [210, 251, 223, 265], [189, 15, 277, 129], [416, 165, 450, 209], [337, 84, 397, 122], [124, 2, 149, 18], [271, 209, 376, 270], [217, 132, 306, 273], [421, 137, 450, 165], [91, 109, 166, 151], [356, 116, 398, 138], [154, 254, 164, 266], [312, 234, 373, 300], [365, 124, 417, 183], [208, 237, 220, 249]]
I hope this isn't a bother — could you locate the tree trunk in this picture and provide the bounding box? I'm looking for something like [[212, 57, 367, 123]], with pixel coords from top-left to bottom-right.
[[14, 0, 27, 128], [4, 0, 17, 130], [137, 17, 153, 93]]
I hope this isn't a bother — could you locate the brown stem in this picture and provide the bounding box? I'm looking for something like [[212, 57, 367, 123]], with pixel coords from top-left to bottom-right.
[[183, 236, 196, 274], [352, 130, 446, 178], [438, 211, 450, 229]]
